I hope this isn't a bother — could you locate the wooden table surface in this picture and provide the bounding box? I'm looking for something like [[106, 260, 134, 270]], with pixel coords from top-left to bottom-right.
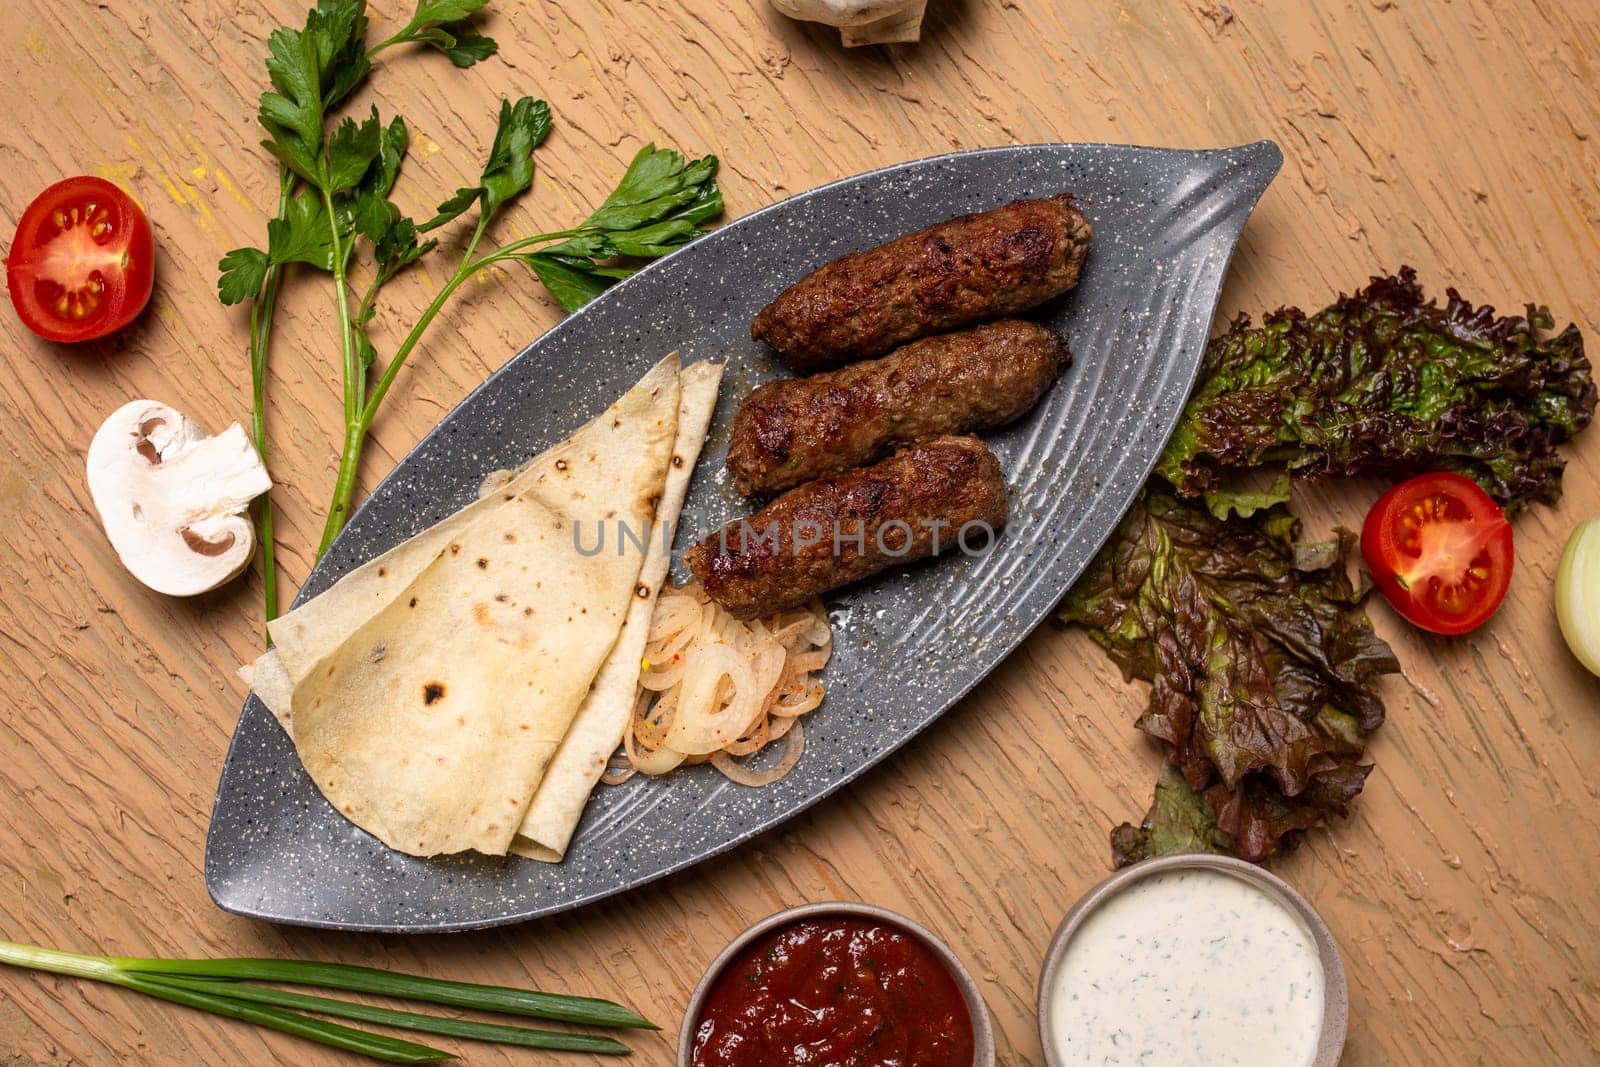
[[2, 0, 1598, 1063]]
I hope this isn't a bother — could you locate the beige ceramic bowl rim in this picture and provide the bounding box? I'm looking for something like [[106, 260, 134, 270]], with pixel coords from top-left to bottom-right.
[[677, 900, 996, 1066], [1035, 853, 1349, 1067]]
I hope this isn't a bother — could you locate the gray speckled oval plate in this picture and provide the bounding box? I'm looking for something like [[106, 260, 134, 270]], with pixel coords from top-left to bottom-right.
[[206, 141, 1281, 932]]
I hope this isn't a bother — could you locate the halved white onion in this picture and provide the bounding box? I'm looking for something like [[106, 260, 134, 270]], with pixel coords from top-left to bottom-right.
[[1556, 517, 1600, 678]]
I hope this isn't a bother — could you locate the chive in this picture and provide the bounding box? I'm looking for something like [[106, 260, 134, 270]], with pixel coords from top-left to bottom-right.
[[119, 975, 454, 1064], [112, 957, 656, 1030], [0, 940, 648, 1062], [0, 942, 449, 1064], [138, 975, 632, 1055]]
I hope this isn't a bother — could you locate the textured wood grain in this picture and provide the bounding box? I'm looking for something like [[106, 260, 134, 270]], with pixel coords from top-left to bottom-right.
[[1, 0, 1598, 1063]]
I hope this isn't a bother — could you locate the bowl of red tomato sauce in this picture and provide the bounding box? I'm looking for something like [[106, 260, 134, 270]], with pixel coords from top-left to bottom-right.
[[680, 901, 995, 1066]]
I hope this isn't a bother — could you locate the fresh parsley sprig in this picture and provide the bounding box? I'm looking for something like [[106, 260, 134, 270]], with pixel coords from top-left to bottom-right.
[[374, 0, 499, 68], [523, 145, 723, 310], [217, 0, 440, 626], [217, 0, 721, 636], [317, 119, 721, 557]]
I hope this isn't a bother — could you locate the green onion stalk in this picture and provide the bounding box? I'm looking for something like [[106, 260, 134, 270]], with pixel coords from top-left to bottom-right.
[[0, 940, 653, 1063]]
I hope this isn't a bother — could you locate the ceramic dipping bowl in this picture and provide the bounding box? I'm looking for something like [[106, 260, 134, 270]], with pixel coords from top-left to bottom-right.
[[679, 900, 996, 1066], [1036, 853, 1348, 1066]]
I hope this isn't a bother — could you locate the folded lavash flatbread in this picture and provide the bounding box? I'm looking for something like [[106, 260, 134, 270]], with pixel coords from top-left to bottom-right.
[[240, 474, 538, 735], [273, 356, 683, 857], [510, 358, 722, 860], [240, 460, 553, 735], [244, 353, 681, 733]]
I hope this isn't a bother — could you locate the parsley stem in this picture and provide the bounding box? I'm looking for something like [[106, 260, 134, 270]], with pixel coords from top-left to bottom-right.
[[248, 166, 296, 636], [367, 36, 404, 60], [322, 186, 361, 426], [355, 270, 389, 334], [360, 269, 470, 427], [367, 19, 430, 60], [469, 227, 583, 264], [314, 180, 368, 556], [314, 264, 469, 559], [460, 211, 492, 265], [356, 224, 581, 428], [313, 226, 582, 558]]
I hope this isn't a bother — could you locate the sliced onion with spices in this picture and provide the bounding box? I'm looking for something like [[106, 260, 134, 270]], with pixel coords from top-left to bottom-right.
[[614, 582, 831, 786], [710, 721, 806, 787]]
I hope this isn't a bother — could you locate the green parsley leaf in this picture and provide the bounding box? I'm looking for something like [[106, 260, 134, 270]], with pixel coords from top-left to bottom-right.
[[361, 115, 409, 200], [522, 253, 614, 312], [326, 107, 384, 193], [580, 146, 719, 233], [442, 32, 497, 68], [408, 27, 498, 68], [541, 152, 720, 259], [261, 27, 320, 140], [421, 97, 551, 230], [257, 1, 375, 189], [605, 220, 699, 259], [267, 190, 336, 270], [423, 187, 481, 232], [352, 192, 399, 246], [480, 97, 551, 216], [376, 218, 436, 272], [308, 0, 371, 109], [390, 0, 498, 68], [258, 28, 325, 184], [410, 0, 490, 22], [217, 247, 270, 306], [330, 112, 407, 264], [345, 114, 430, 269], [522, 149, 721, 310]]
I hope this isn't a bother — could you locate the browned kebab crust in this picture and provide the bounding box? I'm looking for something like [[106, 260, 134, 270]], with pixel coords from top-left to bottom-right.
[[686, 435, 1009, 619], [750, 194, 1092, 372], [726, 319, 1069, 497]]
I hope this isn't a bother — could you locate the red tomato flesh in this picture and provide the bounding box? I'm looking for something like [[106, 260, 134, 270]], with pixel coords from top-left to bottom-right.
[[5, 176, 154, 342], [1361, 472, 1513, 635]]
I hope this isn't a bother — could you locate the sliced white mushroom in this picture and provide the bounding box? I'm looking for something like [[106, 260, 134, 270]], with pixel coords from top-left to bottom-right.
[[86, 399, 272, 597], [768, 0, 927, 46]]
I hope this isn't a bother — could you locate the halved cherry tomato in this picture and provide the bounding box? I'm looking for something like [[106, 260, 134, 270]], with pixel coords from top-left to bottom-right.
[[5, 176, 154, 342], [1361, 472, 1514, 635]]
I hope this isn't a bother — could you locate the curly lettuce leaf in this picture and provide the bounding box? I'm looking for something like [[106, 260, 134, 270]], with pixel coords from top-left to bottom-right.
[[1110, 766, 1231, 867], [1157, 268, 1596, 512], [1062, 488, 1399, 864]]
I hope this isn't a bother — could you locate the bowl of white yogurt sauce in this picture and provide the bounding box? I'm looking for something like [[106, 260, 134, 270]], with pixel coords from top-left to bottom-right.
[[1036, 854, 1347, 1066]]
